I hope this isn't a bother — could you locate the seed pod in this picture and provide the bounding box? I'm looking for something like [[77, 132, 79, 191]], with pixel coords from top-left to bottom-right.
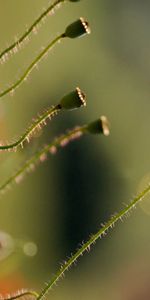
[[86, 116, 110, 136], [65, 18, 91, 39], [60, 87, 86, 110]]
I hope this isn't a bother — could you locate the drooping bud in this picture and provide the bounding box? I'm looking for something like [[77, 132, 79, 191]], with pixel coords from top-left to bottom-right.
[[60, 87, 86, 110], [65, 18, 91, 39], [86, 116, 110, 136]]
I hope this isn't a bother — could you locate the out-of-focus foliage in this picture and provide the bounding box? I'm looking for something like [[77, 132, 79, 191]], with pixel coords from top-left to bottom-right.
[[0, 1, 150, 299]]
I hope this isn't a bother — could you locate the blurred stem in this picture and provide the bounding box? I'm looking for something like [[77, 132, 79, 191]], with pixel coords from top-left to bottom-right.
[[0, 124, 87, 194], [37, 184, 150, 300], [0, 0, 65, 63], [2, 291, 39, 300]]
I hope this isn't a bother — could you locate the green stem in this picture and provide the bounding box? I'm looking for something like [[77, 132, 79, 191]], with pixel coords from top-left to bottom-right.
[[37, 183, 150, 300], [0, 33, 65, 99], [2, 291, 39, 300], [0, 0, 65, 62], [0, 104, 61, 151], [0, 125, 87, 194]]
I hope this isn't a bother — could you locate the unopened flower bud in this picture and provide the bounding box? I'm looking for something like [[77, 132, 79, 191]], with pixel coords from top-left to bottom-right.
[[86, 116, 110, 136], [60, 87, 86, 110], [65, 18, 91, 39]]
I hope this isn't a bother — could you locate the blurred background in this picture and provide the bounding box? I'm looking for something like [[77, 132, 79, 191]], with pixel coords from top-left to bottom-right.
[[0, 0, 150, 299]]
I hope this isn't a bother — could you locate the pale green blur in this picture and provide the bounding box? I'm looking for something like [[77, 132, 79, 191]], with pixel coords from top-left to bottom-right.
[[0, 1, 150, 299]]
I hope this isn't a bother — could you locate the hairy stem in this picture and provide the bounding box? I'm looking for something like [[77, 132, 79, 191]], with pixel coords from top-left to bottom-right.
[[0, 0, 65, 63], [0, 34, 65, 99], [0, 104, 61, 151], [0, 124, 90, 194], [37, 184, 150, 300], [1, 291, 39, 300]]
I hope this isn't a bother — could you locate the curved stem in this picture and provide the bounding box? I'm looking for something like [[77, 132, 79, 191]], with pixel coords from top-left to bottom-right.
[[37, 184, 150, 300], [0, 125, 87, 194], [0, 104, 62, 151], [0, 34, 65, 99], [0, 0, 65, 62], [2, 291, 39, 300]]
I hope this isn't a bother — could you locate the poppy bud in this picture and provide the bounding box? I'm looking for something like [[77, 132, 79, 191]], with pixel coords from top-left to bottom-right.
[[60, 87, 86, 110], [86, 116, 110, 136], [65, 18, 91, 39]]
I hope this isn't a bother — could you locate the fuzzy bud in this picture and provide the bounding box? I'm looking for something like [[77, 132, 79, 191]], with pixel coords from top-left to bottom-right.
[[86, 116, 110, 136], [65, 18, 91, 39], [60, 87, 86, 110]]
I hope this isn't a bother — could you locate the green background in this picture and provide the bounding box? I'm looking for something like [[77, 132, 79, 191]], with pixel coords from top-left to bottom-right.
[[0, 0, 150, 299]]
